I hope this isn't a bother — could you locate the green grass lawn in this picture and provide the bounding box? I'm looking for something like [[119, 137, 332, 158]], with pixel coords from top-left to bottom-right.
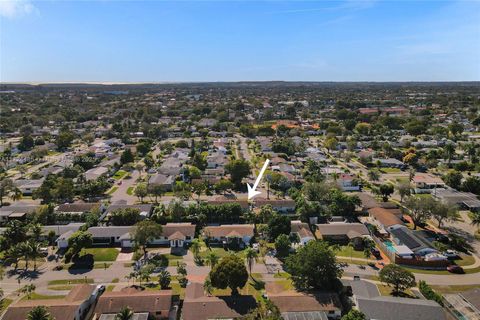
[[106, 285, 115, 292], [0, 299, 13, 315], [402, 265, 480, 275], [127, 186, 134, 195], [22, 293, 66, 301], [336, 246, 367, 259], [211, 277, 265, 300], [79, 248, 119, 261], [377, 284, 415, 298], [337, 257, 370, 266], [198, 247, 247, 260], [455, 254, 476, 267], [107, 186, 119, 195], [48, 278, 94, 286], [380, 168, 402, 173], [432, 284, 480, 294], [48, 285, 74, 291], [113, 170, 127, 180]]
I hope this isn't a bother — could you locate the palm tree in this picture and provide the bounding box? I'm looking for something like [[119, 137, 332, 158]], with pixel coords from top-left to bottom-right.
[[18, 242, 31, 270], [471, 212, 480, 230], [20, 284, 36, 299], [115, 306, 134, 320], [203, 277, 213, 296], [158, 270, 171, 289], [245, 247, 258, 276], [10, 187, 22, 202], [190, 239, 201, 258], [367, 169, 380, 182], [7, 244, 21, 270], [29, 223, 43, 242], [28, 241, 42, 271], [204, 251, 219, 268], [26, 306, 54, 320], [444, 143, 456, 164]]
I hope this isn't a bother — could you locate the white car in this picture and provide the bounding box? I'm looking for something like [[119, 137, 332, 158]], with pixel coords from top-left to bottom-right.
[[443, 250, 459, 259]]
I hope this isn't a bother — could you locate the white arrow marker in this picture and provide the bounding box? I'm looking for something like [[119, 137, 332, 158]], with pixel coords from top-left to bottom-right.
[[247, 159, 270, 200]]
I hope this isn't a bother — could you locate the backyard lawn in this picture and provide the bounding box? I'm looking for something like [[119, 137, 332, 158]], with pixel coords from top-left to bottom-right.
[[335, 246, 368, 259], [79, 248, 120, 261]]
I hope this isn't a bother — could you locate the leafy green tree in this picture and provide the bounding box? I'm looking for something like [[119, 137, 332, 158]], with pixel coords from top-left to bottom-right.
[[209, 254, 248, 295], [379, 264, 415, 295], [367, 169, 380, 182], [379, 183, 394, 202], [148, 184, 164, 203], [418, 280, 443, 306], [134, 183, 148, 202], [205, 251, 219, 268], [285, 241, 342, 290], [462, 176, 480, 195], [173, 181, 192, 200], [131, 220, 162, 255], [66, 231, 93, 262], [214, 179, 234, 195], [56, 129, 75, 151], [110, 208, 141, 226], [396, 182, 411, 202], [404, 196, 432, 229], [225, 159, 251, 189], [274, 234, 291, 258], [443, 170, 463, 189], [244, 300, 282, 320], [120, 149, 135, 164], [0, 178, 14, 206], [324, 137, 338, 152], [431, 201, 459, 228], [26, 306, 54, 320], [342, 309, 366, 320], [268, 214, 291, 241], [20, 284, 36, 299]]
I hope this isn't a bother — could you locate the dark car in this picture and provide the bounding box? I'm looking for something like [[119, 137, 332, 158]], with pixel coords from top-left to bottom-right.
[[371, 247, 381, 258], [447, 264, 464, 274]]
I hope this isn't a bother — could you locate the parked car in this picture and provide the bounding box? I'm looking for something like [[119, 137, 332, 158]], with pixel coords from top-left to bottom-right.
[[447, 264, 464, 274], [443, 250, 459, 259], [371, 247, 381, 258]]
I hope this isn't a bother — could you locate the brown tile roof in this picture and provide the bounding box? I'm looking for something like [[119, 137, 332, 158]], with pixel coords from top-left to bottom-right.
[[2, 284, 95, 320], [94, 288, 172, 317], [254, 198, 296, 207], [203, 224, 254, 238], [291, 221, 314, 239], [56, 202, 100, 213], [206, 198, 249, 209], [315, 223, 369, 238], [162, 223, 195, 239], [182, 282, 256, 320], [369, 207, 404, 227]]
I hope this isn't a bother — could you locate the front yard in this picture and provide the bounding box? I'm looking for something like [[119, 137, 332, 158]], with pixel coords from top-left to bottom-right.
[[79, 248, 120, 261]]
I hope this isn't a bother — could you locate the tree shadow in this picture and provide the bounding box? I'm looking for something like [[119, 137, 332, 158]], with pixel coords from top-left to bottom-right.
[[68, 254, 94, 273]]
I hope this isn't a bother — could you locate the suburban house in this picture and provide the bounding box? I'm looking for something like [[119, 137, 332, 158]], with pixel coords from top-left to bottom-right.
[[55, 202, 103, 216], [150, 223, 196, 248], [412, 173, 446, 194], [203, 224, 255, 247], [88, 226, 133, 248], [3, 284, 97, 320], [356, 296, 447, 320], [148, 173, 175, 191], [43, 222, 85, 249], [253, 198, 296, 213], [367, 207, 404, 235], [372, 158, 405, 169], [14, 178, 44, 195], [290, 220, 315, 245], [0, 204, 39, 222], [434, 189, 480, 212], [265, 283, 342, 319], [182, 282, 257, 320], [337, 173, 361, 191], [93, 287, 174, 320], [315, 222, 370, 249], [84, 166, 109, 181], [443, 287, 480, 320]]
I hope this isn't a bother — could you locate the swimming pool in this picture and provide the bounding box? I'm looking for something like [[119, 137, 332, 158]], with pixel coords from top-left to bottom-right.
[[384, 240, 397, 253]]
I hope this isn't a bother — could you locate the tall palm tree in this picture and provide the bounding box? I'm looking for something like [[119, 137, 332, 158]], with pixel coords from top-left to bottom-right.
[[10, 187, 22, 202], [245, 247, 258, 276], [20, 284, 36, 299], [29, 223, 43, 242], [28, 241, 42, 271], [190, 239, 201, 259], [18, 242, 31, 270], [367, 170, 380, 182], [471, 212, 480, 229], [115, 306, 134, 320], [158, 270, 171, 289], [204, 251, 219, 268], [203, 277, 213, 296], [26, 306, 54, 320]]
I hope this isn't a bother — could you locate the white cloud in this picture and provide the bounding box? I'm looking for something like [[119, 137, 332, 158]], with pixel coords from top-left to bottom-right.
[[0, 0, 37, 19]]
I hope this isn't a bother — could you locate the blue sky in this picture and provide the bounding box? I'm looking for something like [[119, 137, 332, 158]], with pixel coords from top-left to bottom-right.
[[1, 0, 479, 82]]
